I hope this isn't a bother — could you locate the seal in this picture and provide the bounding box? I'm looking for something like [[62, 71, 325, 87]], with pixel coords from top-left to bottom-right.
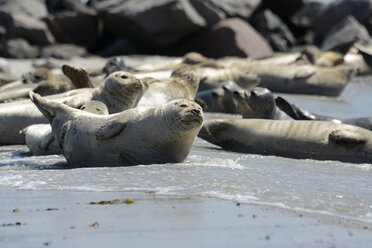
[[233, 87, 291, 120], [137, 65, 199, 107], [195, 81, 242, 114], [30, 92, 204, 167], [21, 100, 109, 155], [198, 119, 372, 163], [0, 71, 144, 145], [275, 96, 372, 131]]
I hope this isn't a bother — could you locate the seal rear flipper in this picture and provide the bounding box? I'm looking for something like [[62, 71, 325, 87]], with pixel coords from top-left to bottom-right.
[[62, 64, 94, 88], [275, 97, 314, 120], [95, 121, 127, 140], [329, 129, 367, 145], [29, 92, 60, 123]]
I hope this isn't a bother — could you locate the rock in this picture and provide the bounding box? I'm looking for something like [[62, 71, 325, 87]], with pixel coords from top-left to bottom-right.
[[321, 15, 370, 51], [95, 0, 225, 48], [315, 0, 372, 40], [98, 38, 149, 57], [206, 0, 261, 19], [291, 1, 327, 29], [6, 14, 55, 46], [171, 18, 273, 58], [3, 39, 39, 59], [251, 10, 296, 52], [40, 44, 87, 59], [0, 0, 48, 19], [261, 0, 305, 19], [43, 11, 98, 49], [46, 0, 96, 14]]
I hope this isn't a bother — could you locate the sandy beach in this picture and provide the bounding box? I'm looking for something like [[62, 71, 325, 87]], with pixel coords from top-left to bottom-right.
[[1, 188, 371, 248]]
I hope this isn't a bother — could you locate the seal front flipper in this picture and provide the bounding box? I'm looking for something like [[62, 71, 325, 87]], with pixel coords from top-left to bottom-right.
[[40, 132, 55, 151], [95, 120, 127, 140], [62, 64, 94, 88], [329, 129, 367, 144], [198, 120, 231, 141]]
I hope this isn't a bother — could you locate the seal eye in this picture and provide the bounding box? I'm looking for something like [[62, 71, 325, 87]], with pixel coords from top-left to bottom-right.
[[96, 108, 101, 112], [180, 104, 188, 108], [121, 75, 128, 79], [81, 107, 86, 110]]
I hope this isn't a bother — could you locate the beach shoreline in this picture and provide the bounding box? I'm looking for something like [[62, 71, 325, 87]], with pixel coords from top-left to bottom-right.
[[1, 188, 371, 248]]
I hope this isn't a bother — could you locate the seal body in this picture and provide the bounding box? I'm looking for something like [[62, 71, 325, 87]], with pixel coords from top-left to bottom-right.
[[198, 119, 372, 163], [137, 65, 199, 107], [233, 87, 291, 120], [30, 93, 203, 167]]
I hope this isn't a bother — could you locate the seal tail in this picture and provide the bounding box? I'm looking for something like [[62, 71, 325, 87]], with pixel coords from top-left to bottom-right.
[[29, 92, 71, 124]]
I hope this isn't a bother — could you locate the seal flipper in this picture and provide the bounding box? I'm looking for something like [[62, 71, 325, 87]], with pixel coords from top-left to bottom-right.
[[62, 64, 94, 88], [198, 120, 231, 141], [329, 129, 367, 145], [275, 97, 315, 120], [95, 121, 127, 140], [40, 132, 55, 151]]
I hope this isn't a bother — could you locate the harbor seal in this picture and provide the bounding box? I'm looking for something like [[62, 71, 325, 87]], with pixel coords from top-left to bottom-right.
[[137, 65, 199, 107], [30, 92, 204, 167], [0, 71, 143, 145], [21, 100, 109, 155], [275, 96, 372, 131], [198, 119, 372, 164], [233, 87, 291, 120], [195, 81, 242, 114]]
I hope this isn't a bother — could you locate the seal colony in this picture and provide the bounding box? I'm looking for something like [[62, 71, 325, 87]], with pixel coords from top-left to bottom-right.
[[0, 48, 371, 166]]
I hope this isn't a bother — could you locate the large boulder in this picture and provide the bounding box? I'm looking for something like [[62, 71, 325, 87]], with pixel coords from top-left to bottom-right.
[[171, 18, 273, 58], [321, 15, 370, 51], [6, 14, 55, 46], [43, 11, 98, 49], [46, 0, 96, 14], [2, 39, 40, 59], [251, 9, 296, 51], [0, 0, 48, 19], [206, 0, 262, 19], [95, 0, 225, 48], [261, 0, 305, 19], [315, 0, 372, 40]]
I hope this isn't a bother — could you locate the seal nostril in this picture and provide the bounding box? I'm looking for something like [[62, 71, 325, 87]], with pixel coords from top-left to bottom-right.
[[192, 109, 200, 115]]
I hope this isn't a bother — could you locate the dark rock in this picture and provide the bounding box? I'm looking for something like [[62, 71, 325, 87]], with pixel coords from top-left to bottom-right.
[[321, 15, 369, 51], [98, 38, 149, 57], [291, 1, 327, 29], [261, 0, 305, 19], [46, 0, 96, 14], [189, 0, 226, 26], [251, 10, 296, 52], [0, 0, 48, 19], [3, 39, 39, 58], [40, 44, 87, 59], [43, 11, 98, 49], [206, 0, 261, 19], [315, 0, 372, 40], [172, 18, 273, 58], [7, 14, 55, 46], [95, 0, 225, 48]]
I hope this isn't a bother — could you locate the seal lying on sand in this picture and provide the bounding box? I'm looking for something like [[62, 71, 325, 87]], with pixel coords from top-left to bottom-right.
[[275, 97, 372, 131], [0, 71, 144, 145], [30, 92, 203, 167], [137, 65, 199, 107], [21, 100, 109, 155], [195, 81, 242, 114], [198, 119, 372, 164], [233, 87, 291, 120]]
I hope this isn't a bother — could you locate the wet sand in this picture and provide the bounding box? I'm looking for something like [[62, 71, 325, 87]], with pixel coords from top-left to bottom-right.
[[1, 188, 371, 248]]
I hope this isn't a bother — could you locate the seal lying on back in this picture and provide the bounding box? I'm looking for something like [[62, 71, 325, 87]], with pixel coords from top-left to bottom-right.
[[275, 96, 372, 131], [233, 87, 291, 120], [21, 100, 109, 155], [198, 119, 372, 164], [0, 71, 144, 145], [30, 92, 204, 167], [137, 65, 199, 107]]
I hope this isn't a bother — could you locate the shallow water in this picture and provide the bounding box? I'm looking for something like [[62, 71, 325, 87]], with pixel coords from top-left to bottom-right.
[[0, 78, 371, 225]]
